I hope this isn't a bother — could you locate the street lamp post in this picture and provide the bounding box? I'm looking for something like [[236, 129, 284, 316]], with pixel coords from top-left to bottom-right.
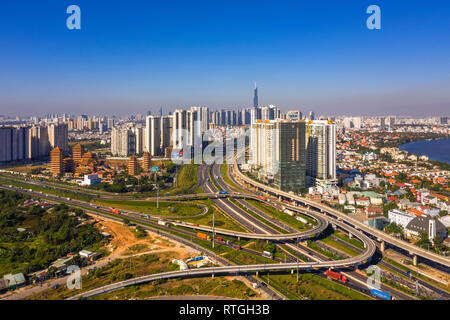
[[212, 209, 215, 249]]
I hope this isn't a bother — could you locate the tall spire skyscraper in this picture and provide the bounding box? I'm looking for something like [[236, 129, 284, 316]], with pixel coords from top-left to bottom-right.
[[253, 82, 258, 108]]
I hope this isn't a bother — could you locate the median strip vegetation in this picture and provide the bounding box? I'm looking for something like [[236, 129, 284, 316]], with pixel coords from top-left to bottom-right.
[[166, 164, 198, 195], [94, 199, 204, 218], [228, 197, 288, 234], [260, 273, 372, 300], [90, 277, 259, 300], [246, 199, 312, 231]]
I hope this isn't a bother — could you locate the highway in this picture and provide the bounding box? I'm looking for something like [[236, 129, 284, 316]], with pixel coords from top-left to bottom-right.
[[207, 164, 414, 300], [232, 159, 450, 269], [0, 171, 378, 300], [0, 165, 411, 300]]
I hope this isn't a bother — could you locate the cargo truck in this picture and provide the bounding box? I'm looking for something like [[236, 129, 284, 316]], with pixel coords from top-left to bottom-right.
[[370, 289, 391, 300], [324, 269, 348, 283], [109, 207, 120, 215], [196, 232, 211, 241]]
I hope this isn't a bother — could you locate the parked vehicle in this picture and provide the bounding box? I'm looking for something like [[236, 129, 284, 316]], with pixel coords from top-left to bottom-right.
[[257, 195, 266, 201]]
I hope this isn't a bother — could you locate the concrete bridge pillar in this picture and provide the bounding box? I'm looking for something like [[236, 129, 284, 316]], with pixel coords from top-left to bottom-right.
[[291, 269, 294, 274], [256, 271, 259, 277], [238, 236, 240, 241], [413, 255, 418, 266], [212, 273, 214, 278], [348, 232, 352, 239], [380, 241, 385, 253], [331, 224, 336, 230], [279, 196, 282, 201]]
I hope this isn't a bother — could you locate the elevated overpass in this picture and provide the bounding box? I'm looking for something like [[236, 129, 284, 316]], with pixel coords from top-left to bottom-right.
[[232, 160, 450, 268]]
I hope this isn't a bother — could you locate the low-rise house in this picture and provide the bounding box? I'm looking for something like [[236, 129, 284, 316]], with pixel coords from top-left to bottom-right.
[[439, 215, 450, 228], [79, 250, 102, 261], [338, 194, 346, 205], [355, 197, 370, 207], [405, 216, 447, 239], [0, 278, 8, 292], [30, 270, 50, 283], [366, 206, 383, 218], [388, 209, 415, 228], [423, 195, 438, 206], [420, 206, 440, 218], [344, 205, 356, 214], [407, 208, 425, 217], [3, 273, 26, 290]]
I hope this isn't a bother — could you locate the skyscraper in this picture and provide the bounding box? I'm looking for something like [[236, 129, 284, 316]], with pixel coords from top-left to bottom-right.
[[251, 120, 307, 192], [48, 123, 68, 152], [172, 109, 187, 149], [145, 115, 161, 156], [160, 116, 172, 153], [305, 120, 336, 186], [111, 127, 136, 156], [253, 83, 258, 108]]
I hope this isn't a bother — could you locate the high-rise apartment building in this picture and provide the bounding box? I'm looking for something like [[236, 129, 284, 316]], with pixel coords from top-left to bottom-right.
[[111, 127, 136, 156], [145, 116, 161, 156], [48, 123, 68, 152], [134, 126, 145, 155], [305, 120, 336, 186], [251, 120, 307, 192], [172, 109, 187, 149], [160, 116, 172, 153]]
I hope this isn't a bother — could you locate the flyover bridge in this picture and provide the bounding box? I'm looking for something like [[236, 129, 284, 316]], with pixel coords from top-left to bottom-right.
[[232, 160, 450, 268]]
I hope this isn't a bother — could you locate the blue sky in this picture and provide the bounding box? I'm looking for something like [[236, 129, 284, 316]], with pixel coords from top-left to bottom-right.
[[1, 0, 450, 117]]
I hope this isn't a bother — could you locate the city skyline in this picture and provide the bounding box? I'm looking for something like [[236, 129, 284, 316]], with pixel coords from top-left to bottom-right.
[[1, 1, 450, 117]]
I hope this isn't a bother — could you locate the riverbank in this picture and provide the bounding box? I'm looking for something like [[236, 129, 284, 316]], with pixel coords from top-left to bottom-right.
[[399, 139, 450, 164]]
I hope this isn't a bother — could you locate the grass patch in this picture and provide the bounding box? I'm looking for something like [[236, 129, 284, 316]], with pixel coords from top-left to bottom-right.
[[260, 272, 372, 300], [333, 231, 364, 250], [91, 277, 258, 300], [320, 237, 359, 257], [246, 199, 313, 231], [165, 164, 198, 195], [229, 198, 287, 234], [94, 199, 203, 218]]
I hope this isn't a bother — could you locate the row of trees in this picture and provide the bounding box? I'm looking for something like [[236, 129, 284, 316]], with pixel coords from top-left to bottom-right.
[[0, 191, 106, 275]]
